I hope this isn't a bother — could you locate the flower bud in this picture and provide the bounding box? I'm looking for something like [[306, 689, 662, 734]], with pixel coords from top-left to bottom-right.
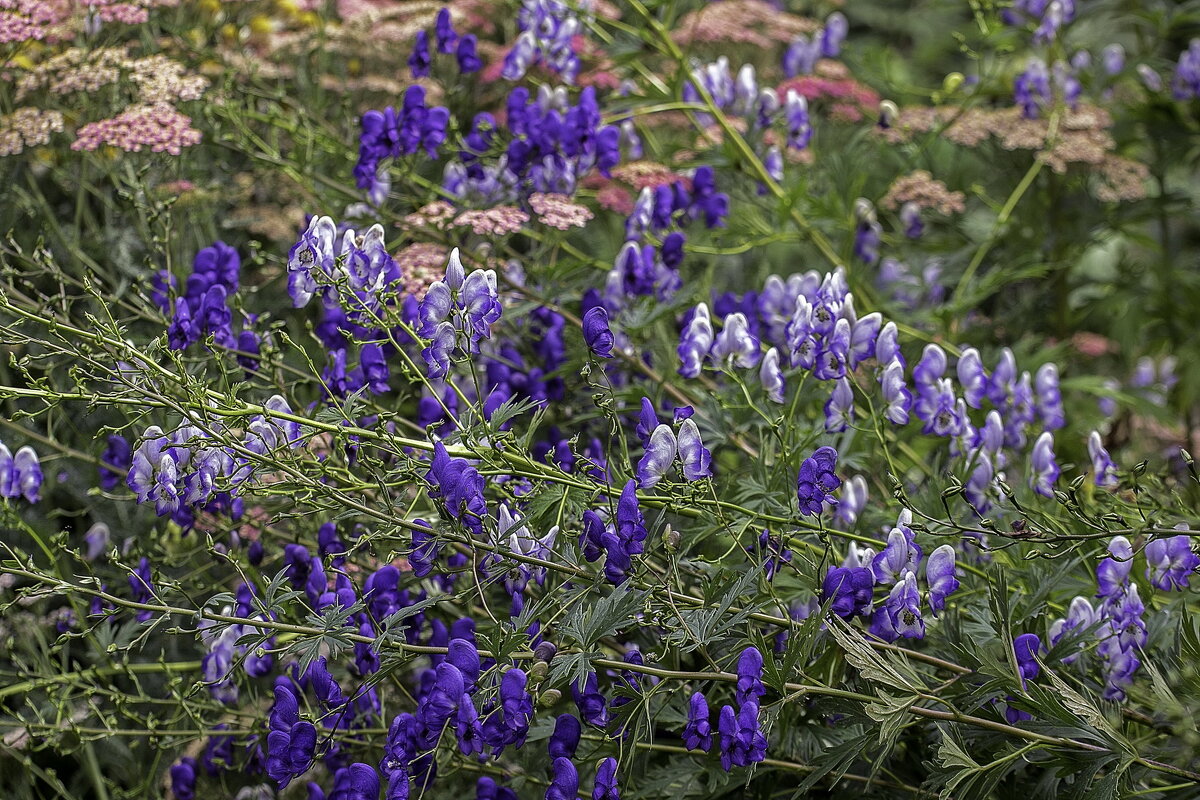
[[529, 660, 549, 683], [534, 641, 558, 662], [538, 688, 562, 707]]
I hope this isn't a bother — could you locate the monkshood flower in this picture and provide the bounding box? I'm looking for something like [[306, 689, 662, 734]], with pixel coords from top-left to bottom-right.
[[849, 312, 881, 369], [408, 30, 431, 77], [678, 303, 715, 378], [425, 442, 488, 536], [548, 714, 581, 759], [477, 777, 519, 800], [1087, 431, 1118, 488], [571, 672, 609, 727], [797, 446, 840, 516], [1172, 39, 1200, 99], [677, 419, 712, 481], [872, 527, 922, 584], [735, 647, 766, 704], [583, 306, 615, 358], [637, 424, 676, 489], [683, 692, 712, 751], [821, 566, 874, 617], [1014, 58, 1052, 119], [783, 90, 811, 150], [717, 700, 768, 771], [0, 443, 42, 503], [504, 0, 591, 83], [964, 452, 994, 516], [1034, 363, 1065, 430], [956, 348, 987, 409], [1096, 536, 1133, 599], [355, 87, 451, 197], [834, 475, 867, 526], [458, 35, 482, 73], [925, 545, 959, 612], [546, 757, 579, 800], [1030, 431, 1059, 498], [170, 757, 198, 800], [814, 318, 850, 381], [879, 359, 912, 425], [1049, 596, 1097, 664], [98, 433, 131, 491], [824, 377, 854, 433], [870, 573, 925, 642], [1145, 534, 1199, 591], [330, 764, 380, 800], [900, 202, 923, 238], [593, 757, 620, 800], [267, 684, 318, 790], [759, 347, 786, 403], [711, 312, 760, 369], [1014, 633, 1042, 684]]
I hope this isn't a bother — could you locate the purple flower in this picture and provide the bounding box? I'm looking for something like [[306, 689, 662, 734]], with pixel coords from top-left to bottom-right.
[[583, 306, 615, 359], [735, 647, 766, 704], [423, 321, 456, 380], [678, 303, 714, 378], [870, 573, 924, 642], [128, 557, 155, 620], [571, 672, 609, 727], [824, 377, 854, 433], [1049, 596, 1097, 664], [820, 566, 874, 618], [1013, 633, 1042, 685], [925, 544, 959, 612], [956, 348, 987, 409], [760, 347, 786, 403], [1145, 534, 1199, 591], [677, 419, 712, 481], [848, 312, 881, 368], [330, 763, 380, 800], [880, 359, 912, 425], [717, 700, 767, 771], [434, 7, 457, 52], [637, 424, 677, 489], [548, 714, 581, 759], [711, 312, 760, 369], [409, 30, 432, 77], [1087, 431, 1118, 488], [1096, 536, 1133, 599], [267, 720, 318, 790], [592, 757, 620, 800], [170, 757, 198, 800], [796, 446, 840, 516], [1034, 363, 1065, 430], [1014, 57, 1051, 118], [99, 434, 131, 492], [546, 757, 578, 800], [682, 691, 712, 751], [1030, 431, 1059, 498], [783, 89, 811, 149], [872, 527, 922, 584], [834, 475, 867, 527]]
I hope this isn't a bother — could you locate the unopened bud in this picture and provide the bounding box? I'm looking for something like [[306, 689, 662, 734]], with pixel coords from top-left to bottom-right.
[[538, 689, 562, 707], [529, 661, 548, 683], [533, 641, 558, 663], [878, 99, 898, 129], [664, 525, 681, 552]]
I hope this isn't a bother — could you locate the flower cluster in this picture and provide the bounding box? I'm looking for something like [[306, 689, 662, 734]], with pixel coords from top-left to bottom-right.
[[0, 441, 43, 503]]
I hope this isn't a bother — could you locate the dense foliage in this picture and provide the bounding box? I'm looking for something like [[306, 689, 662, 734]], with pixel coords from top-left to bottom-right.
[[1, 0, 1200, 797]]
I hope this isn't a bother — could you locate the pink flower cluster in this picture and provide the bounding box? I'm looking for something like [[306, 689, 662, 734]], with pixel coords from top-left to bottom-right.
[[529, 193, 593, 230], [71, 103, 200, 155], [0, 107, 63, 156], [0, 0, 69, 44], [454, 207, 529, 236]]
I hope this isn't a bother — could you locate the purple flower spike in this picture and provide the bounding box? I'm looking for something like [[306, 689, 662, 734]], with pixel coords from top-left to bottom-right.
[[637, 424, 677, 489]]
